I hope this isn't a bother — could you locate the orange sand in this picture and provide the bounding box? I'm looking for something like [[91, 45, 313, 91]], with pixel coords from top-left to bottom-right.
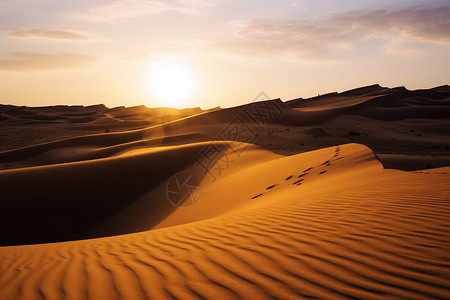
[[0, 143, 449, 299]]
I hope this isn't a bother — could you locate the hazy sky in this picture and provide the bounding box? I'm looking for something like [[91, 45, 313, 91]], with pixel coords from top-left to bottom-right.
[[0, 0, 449, 108]]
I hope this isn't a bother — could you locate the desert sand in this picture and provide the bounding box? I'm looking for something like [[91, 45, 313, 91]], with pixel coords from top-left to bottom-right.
[[0, 84, 449, 299]]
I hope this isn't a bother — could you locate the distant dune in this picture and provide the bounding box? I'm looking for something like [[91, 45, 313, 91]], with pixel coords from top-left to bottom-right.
[[0, 104, 216, 152], [0, 85, 449, 299], [0, 104, 210, 129]]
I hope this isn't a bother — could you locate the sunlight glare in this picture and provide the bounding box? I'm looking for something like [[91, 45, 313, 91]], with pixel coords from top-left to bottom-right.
[[148, 62, 196, 108]]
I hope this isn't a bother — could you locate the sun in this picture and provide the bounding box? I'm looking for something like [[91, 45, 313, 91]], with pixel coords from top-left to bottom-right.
[[148, 62, 196, 108]]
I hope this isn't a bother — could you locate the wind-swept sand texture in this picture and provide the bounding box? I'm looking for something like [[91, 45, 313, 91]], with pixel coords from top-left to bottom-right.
[[0, 84, 450, 299], [0, 143, 449, 299]]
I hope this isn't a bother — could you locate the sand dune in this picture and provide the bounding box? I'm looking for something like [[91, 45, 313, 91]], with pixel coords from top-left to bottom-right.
[[0, 144, 449, 299], [0, 84, 449, 299]]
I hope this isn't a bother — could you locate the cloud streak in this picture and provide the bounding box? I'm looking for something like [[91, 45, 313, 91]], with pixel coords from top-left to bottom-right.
[[4, 28, 94, 41], [209, 5, 450, 61], [76, 0, 211, 22], [0, 53, 98, 71]]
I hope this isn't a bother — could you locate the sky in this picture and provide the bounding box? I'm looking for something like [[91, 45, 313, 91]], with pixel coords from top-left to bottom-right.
[[0, 0, 449, 109]]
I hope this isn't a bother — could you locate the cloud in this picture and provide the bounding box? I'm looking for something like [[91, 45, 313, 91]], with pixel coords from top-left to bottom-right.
[[208, 5, 450, 61], [4, 28, 95, 41], [76, 0, 211, 22], [0, 53, 98, 71], [214, 19, 355, 61], [332, 6, 450, 44]]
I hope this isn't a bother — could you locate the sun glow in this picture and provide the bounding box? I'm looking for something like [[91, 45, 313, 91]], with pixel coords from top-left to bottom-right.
[[148, 62, 196, 108]]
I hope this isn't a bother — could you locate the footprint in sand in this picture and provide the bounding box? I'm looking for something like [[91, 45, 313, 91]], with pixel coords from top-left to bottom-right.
[[319, 170, 327, 175], [334, 147, 340, 157], [298, 173, 307, 178], [285, 175, 293, 180], [252, 194, 263, 199], [303, 167, 313, 172], [293, 179, 304, 185], [266, 184, 277, 190]]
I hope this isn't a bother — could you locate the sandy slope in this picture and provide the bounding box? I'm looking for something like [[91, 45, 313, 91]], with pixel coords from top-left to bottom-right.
[[0, 143, 449, 299]]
